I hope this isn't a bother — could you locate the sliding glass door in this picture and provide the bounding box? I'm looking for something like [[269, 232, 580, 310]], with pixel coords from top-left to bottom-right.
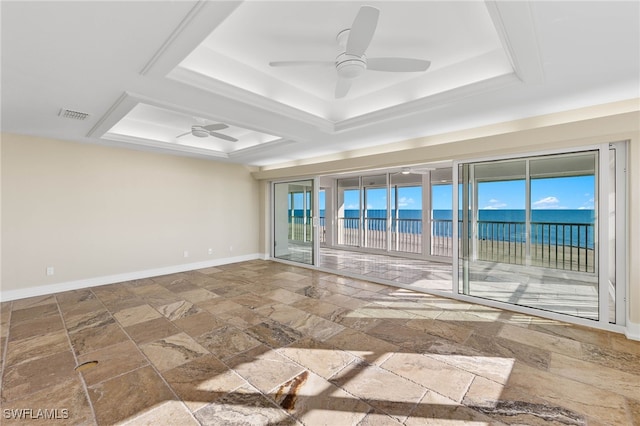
[[457, 150, 609, 321], [273, 180, 314, 265]]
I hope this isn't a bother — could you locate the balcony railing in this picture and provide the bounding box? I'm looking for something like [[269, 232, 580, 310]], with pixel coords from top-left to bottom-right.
[[337, 217, 423, 254], [295, 216, 594, 273], [289, 216, 312, 242], [471, 220, 594, 273]]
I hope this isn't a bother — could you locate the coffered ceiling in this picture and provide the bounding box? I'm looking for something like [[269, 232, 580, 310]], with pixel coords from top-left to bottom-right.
[[2, 1, 638, 167]]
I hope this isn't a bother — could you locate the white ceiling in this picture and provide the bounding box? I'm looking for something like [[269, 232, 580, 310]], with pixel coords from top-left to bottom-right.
[[2, 1, 639, 167]]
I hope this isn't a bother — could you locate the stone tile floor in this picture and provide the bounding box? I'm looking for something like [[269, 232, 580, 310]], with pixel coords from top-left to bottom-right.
[[1, 260, 638, 425], [319, 247, 601, 320]]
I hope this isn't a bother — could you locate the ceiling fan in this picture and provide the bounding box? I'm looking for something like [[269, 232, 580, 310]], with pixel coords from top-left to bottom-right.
[[176, 123, 238, 142], [269, 5, 431, 98]]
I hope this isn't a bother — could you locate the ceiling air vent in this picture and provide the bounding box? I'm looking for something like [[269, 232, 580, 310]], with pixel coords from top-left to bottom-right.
[[58, 108, 90, 120]]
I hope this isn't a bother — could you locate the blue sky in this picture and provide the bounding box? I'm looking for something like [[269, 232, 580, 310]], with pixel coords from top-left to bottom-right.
[[329, 175, 595, 211]]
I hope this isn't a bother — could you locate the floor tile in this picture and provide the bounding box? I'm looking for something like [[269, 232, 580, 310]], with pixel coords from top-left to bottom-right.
[[277, 337, 355, 379], [228, 293, 277, 309], [4, 329, 70, 368], [365, 320, 438, 352], [1, 376, 93, 425], [92, 285, 145, 312], [405, 390, 498, 426], [120, 400, 198, 426], [330, 361, 426, 423], [124, 317, 181, 345], [87, 365, 176, 425], [10, 295, 56, 311], [271, 370, 371, 424], [227, 345, 305, 394], [113, 304, 162, 327], [198, 298, 244, 315], [173, 311, 226, 338], [178, 288, 219, 304], [580, 341, 640, 372], [263, 288, 308, 305], [381, 352, 475, 402], [65, 310, 113, 334], [196, 325, 262, 361], [245, 320, 304, 348], [161, 354, 246, 412], [548, 352, 640, 400], [214, 306, 266, 329], [194, 384, 298, 425], [68, 319, 130, 355], [2, 259, 638, 425], [10, 303, 59, 323], [405, 317, 473, 343], [291, 298, 348, 321], [463, 333, 551, 371], [325, 329, 399, 365], [157, 300, 201, 321], [497, 324, 583, 358], [2, 350, 77, 402], [140, 332, 208, 371], [426, 352, 516, 385], [77, 340, 148, 386], [8, 312, 65, 342], [497, 361, 630, 425]]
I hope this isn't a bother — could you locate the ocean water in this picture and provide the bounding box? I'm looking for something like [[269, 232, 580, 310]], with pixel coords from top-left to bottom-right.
[[296, 209, 595, 248]]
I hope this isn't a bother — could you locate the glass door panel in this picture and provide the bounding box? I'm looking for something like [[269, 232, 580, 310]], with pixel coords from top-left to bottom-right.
[[337, 178, 360, 247], [319, 189, 326, 244], [430, 168, 453, 257], [459, 152, 599, 320], [363, 174, 387, 250], [390, 173, 423, 254], [274, 180, 314, 265]]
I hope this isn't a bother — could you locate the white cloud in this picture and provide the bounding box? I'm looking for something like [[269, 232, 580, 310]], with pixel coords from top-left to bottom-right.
[[580, 197, 595, 209], [398, 197, 414, 207], [483, 198, 507, 209], [482, 203, 506, 210], [532, 196, 560, 208]]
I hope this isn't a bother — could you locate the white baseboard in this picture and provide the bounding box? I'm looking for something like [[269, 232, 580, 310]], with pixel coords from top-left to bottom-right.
[[1, 253, 262, 302], [625, 318, 640, 341]]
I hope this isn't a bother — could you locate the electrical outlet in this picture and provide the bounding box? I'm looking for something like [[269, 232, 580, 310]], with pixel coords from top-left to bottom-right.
[[229, 245, 233, 252], [46, 266, 55, 276], [208, 248, 213, 255], [183, 250, 189, 258]]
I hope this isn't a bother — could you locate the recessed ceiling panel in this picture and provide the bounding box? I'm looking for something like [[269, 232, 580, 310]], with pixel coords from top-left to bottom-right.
[[105, 103, 281, 156], [171, 1, 514, 123]]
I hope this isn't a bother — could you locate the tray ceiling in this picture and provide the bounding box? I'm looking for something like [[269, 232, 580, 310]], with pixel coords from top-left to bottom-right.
[[2, 1, 638, 166]]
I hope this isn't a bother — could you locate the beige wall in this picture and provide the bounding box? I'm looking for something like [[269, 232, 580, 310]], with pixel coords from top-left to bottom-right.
[[1, 133, 260, 295], [253, 99, 640, 336]]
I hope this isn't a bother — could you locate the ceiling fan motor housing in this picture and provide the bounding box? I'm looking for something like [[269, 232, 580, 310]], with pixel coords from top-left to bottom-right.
[[336, 53, 366, 79], [191, 126, 209, 137]]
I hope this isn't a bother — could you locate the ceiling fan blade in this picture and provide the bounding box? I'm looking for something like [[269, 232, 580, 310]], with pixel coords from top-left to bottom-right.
[[335, 77, 352, 99], [367, 58, 431, 72], [208, 131, 238, 142], [176, 132, 191, 138], [202, 123, 228, 131], [346, 6, 379, 56], [269, 60, 334, 67]]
